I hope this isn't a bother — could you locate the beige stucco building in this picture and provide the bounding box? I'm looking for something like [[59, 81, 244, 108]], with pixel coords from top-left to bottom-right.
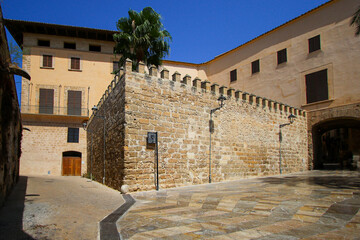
[[5, 21, 119, 176], [5, 0, 360, 177]]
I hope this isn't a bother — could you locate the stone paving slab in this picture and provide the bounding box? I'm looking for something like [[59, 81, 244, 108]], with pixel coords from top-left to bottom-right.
[[117, 171, 360, 239]]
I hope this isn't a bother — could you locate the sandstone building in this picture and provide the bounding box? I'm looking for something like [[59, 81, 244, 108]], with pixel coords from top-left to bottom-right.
[[5, 0, 360, 188], [5, 20, 119, 176]]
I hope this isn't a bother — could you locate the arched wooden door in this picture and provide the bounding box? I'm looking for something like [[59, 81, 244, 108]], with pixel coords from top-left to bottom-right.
[[62, 151, 82, 176]]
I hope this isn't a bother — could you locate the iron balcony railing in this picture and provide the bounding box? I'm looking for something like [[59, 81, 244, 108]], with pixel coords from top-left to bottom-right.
[[21, 105, 89, 117]]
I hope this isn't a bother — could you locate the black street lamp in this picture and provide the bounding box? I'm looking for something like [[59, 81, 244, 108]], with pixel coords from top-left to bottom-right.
[[279, 113, 296, 174], [209, 95, 227, 183], [83, 121, 93, 181], [92, 105, 106, 184]]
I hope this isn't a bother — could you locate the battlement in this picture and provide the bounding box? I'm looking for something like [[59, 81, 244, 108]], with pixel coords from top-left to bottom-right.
[[87, 59, 308, 192], [90, 59, 305, 122]]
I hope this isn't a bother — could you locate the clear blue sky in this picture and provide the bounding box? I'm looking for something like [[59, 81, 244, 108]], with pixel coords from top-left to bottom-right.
[[2, 0, 330, 99]]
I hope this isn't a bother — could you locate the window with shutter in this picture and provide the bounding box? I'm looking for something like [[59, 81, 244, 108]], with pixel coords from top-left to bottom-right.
[[67, 128, 79, 143], [308, 35, 321, 53], [42, 55, 53, 68], [252, 59, 260, 74], [277, 48, 287, 65], [71, 57, 80, 70], [67, 90, 82, 116], [305, 69, 328, 104], [230, 69, 237, 82], [39, 88, 54, 114]]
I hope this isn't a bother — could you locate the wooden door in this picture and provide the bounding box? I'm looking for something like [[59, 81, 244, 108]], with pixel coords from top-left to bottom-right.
[[62, 157, 81, 176]]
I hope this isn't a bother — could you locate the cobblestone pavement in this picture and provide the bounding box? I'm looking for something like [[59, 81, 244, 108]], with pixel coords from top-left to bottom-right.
[[0, 175, 124, 240], [117, 171, 360, 239]]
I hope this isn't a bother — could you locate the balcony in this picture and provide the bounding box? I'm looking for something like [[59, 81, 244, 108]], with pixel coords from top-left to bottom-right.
[[21, 105, 89, 117]]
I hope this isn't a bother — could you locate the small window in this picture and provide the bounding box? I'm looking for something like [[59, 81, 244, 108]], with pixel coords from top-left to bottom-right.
[[64, 42, 76, 49], [230, 69, 237, 82], [38, 40, 50, 47], [42, 55, 53, 68], [305, 69, 328, 104], [308, 35, 321, 53], [277, 48, 287, 65], [89, 45, 101, 52], [113, 61, 120, 73], [67, 128, 79, 143], [70, 57, 80, 70], [251, 59, 260, 74]]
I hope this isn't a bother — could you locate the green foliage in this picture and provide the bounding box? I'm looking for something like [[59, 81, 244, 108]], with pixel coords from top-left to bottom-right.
[[113, 7, 172, 70], [351, 7, 360, 36], [8, 40, 22, 66]]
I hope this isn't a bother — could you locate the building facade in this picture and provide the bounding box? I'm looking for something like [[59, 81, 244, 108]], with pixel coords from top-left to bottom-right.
[[5, 0, 360, 178], [5, 20, 119, 176]]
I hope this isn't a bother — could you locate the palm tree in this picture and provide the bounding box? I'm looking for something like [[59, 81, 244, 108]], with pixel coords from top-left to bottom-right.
[[113, 7, 172, 71], [351, 7, 360, 36]]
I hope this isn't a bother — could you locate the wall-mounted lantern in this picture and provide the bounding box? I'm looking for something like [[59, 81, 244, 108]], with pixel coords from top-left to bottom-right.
[[209, 95, 228, 183], [279, 113, 296, 174]]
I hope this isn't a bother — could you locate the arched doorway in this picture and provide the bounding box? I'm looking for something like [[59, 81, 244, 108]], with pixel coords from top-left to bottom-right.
[[312, 118, 360, 170], [62, 151, 82, 176]]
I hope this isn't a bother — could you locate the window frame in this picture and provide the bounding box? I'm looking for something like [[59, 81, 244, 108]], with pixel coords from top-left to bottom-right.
[[67, 90, 82, 116], [69, 56, 81, 71], [41, 54, 54, 68], [308, 35, 321, 53], [305, 69, 328, 104], [67, 128, 79, 143], [277, 48, 287, 65], [39, 88, 54, 114], [251, 59, 260, 74], [230, 69, 237, 83]]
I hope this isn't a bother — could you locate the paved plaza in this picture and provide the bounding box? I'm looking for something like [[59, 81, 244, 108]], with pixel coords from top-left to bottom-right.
[[0, 175, 124, 240], [118, 171, 360, 239]]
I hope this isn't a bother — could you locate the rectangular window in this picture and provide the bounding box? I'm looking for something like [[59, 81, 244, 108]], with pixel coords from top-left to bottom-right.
[[38, 40, 50, 47], [89, 45, 101, 52], [39, 88, 54, 114], [70, 57, 80, 70], [67, 128, 79, 143], [230, 69, 237, 82], [113, 61, 120, 73], [308, 35, 321, 53], [277, 48, 287, 65], [305, 69, 328, 104], [252, 59, 260, 74], [64, 42, 76, 49], [67, 90, 82, 116], [42, 55, 53, 68]]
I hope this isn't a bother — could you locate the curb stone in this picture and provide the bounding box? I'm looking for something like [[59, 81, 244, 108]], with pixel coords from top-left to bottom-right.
[[99, 194, 135, 240]]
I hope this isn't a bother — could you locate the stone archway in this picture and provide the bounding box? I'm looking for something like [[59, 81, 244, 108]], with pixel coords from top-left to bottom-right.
[[312, 117, 360, 169], [307, 103, 360, 170]]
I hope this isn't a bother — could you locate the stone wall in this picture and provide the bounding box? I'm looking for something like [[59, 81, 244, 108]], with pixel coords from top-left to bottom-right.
[[0, 5, 23, 206], [87, 61, 308, 192]]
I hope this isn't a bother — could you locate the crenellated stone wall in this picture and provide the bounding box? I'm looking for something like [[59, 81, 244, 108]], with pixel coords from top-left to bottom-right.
[[87, 60, 308, 192]]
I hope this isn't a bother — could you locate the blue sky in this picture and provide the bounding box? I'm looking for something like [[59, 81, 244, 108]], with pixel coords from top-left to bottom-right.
[[2, 0, 330, 99]]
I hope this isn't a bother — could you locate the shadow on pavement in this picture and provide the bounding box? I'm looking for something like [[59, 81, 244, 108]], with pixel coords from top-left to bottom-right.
[[0, 176, 35, 240], [261, 171, 360, 190]]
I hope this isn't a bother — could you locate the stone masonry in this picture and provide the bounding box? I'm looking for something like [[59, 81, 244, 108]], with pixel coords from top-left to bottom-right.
[[87, 60, 308, 192]]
